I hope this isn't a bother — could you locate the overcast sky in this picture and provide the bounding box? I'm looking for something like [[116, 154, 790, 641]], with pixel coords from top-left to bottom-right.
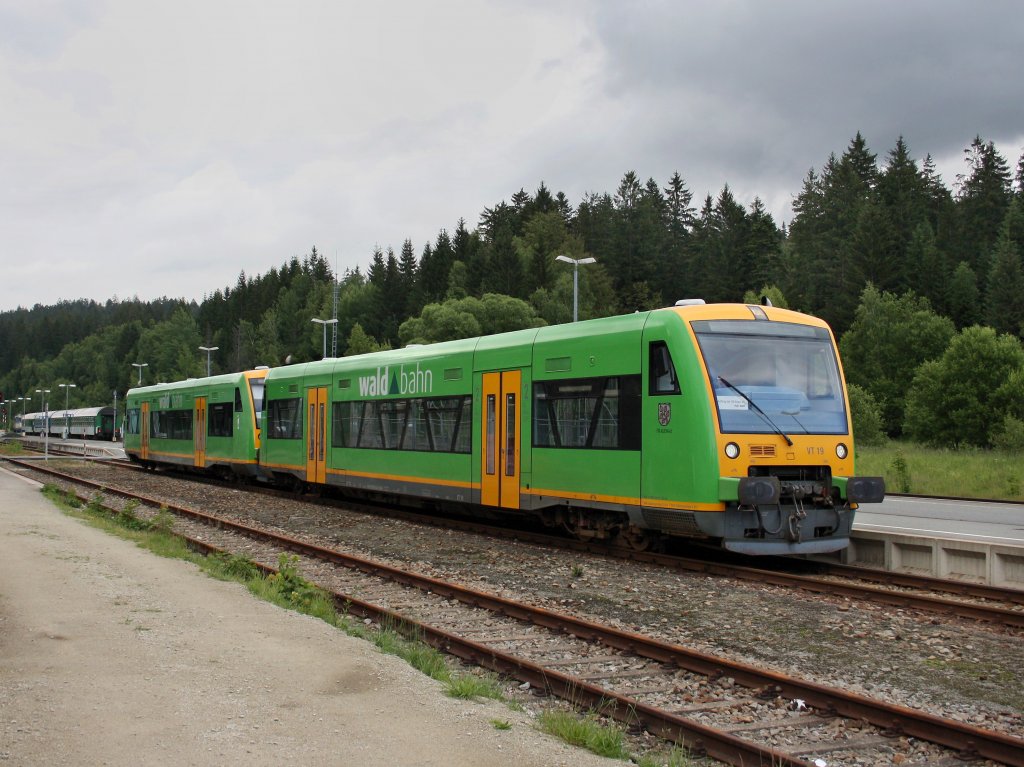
[[2, 0, 1022, 312]]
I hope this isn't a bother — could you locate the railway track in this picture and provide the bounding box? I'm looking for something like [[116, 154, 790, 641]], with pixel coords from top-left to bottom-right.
[[10, 449, 1024, 627], [5, 456, 1023, 766]]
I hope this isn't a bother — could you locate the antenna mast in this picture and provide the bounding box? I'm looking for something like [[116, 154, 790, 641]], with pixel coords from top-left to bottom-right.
[[331, 253, 340, 357]]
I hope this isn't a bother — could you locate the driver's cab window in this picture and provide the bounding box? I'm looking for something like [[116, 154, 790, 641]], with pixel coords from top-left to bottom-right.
[[649, 342, 681, 395]]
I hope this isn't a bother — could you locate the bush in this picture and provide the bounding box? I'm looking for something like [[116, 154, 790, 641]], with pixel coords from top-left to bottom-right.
[[904, 326, 1024, 447], [847, 383, 886, 446], [839, 286, 955, 434], [991, 415, 1024, 453]]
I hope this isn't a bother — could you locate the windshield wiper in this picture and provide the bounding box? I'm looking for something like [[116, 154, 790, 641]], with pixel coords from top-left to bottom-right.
[[716, 375, 794, 446]]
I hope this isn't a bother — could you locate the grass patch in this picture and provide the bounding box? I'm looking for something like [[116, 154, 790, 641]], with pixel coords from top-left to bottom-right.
[[246, 554, 340, 625], [373, 624, 451, 682], [634, 745, 696, 767], [444, 673, 504, 701], [537, 709, 629, 760], [856, 441, 1024, 500], [924, 657, 1017, 684], [490, 718, 512, 730], [0, 440, 25, 455]]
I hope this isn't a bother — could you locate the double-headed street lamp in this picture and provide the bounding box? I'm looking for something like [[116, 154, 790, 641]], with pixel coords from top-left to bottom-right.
[[132, 362, 148, 385], [555, 255, 597, 323], [58, 382, 76, 439], [199, 346, 219, 377], [311, 318, 338, 360]]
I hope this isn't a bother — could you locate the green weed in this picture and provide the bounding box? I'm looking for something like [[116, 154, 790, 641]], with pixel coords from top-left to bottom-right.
[[247, 554, 340, 625], [890, 449, 912, 493], [537, 710, 629, 760], [634, 744, 694, 767], [444, 673, 504, 701]]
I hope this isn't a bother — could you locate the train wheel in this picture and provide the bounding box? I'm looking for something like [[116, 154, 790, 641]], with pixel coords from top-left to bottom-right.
[[618, 527, 656, 552]]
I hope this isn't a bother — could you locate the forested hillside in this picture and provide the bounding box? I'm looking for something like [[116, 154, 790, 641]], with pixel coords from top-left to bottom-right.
[[2, 133, 1022, 448]]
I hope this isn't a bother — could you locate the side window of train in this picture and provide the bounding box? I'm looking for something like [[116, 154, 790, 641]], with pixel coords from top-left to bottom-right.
[[649, 342, 681, 395], [234, 387, 243, 412]]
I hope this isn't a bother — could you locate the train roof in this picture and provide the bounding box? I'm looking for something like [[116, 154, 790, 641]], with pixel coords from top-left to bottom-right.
[[22, 407, 112, 419], [261, 303, 832, 382], [127, 369, 266, 398], [122, 304, 833, 393]]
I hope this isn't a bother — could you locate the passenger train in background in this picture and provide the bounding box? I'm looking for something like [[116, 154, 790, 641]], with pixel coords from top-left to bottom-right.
[[19, 407, 117, 440], [123, 302, 884, 556]]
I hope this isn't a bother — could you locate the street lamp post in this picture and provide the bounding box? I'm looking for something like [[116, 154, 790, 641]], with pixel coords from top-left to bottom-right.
[[35, 388, 50, 460], [132, 362, 148, 385], [555, 255, 597, 322], [311, 318, 338, 360], [199, 346, 219, 377], [58, 382, 76, 439]]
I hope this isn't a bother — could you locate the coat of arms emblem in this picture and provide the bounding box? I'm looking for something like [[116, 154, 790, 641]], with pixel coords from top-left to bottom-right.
[[658, 402, 671, 426]]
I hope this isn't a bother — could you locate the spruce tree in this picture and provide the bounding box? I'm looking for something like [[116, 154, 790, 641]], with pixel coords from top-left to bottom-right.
[[397, 239, 421, 319], [946, 261, 981, 328], [705, 185, 750, 302], [877, 136, 929, 274], [850, 200, 900, 293], [905, 222, 948, 313], [482, 222, 525, 297], [954, 136, 1012, 276], [986, 231, 1024, 336], [746, 198, 783, 291], [663, 172, 696, 302]]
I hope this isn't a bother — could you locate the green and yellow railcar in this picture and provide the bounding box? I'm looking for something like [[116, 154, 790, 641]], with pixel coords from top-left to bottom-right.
[[260, 302, 883, 555], [123, 370, 267, 478]]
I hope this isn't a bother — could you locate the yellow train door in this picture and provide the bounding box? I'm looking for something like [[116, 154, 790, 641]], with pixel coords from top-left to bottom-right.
[[480, 370, 521, 509], [140, 402, 150, 461], [305, 386, 328, 484], [194, 396, 207, 468]]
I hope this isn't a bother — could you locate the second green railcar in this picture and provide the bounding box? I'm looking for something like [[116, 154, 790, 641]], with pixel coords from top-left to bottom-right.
[[123, 370, 267, 478]]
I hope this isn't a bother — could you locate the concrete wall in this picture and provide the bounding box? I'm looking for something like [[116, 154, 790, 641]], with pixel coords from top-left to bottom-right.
[[828, 530, 1024, 591]]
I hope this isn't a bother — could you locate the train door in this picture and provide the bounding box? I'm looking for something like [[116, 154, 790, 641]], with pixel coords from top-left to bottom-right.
[[305, 386, 328, 484], [480, 370, 521, 509], [141, 402, 150, 460], [194, 397, 207, 468]]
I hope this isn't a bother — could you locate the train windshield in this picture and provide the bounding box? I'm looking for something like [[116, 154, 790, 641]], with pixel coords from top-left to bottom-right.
[[692, 320, 848, 435], [249, 377, 266, 427]]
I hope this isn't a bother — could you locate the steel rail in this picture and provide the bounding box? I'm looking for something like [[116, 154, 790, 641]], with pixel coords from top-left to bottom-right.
[[11, 457, 1024, 766], [17, 454, 1024, 625], [807, 560, 1024, 605]]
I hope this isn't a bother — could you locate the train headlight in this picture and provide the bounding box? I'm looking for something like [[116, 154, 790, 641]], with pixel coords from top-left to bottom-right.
[[836, 443, 848, 459], [724, 442, 740, 459]]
